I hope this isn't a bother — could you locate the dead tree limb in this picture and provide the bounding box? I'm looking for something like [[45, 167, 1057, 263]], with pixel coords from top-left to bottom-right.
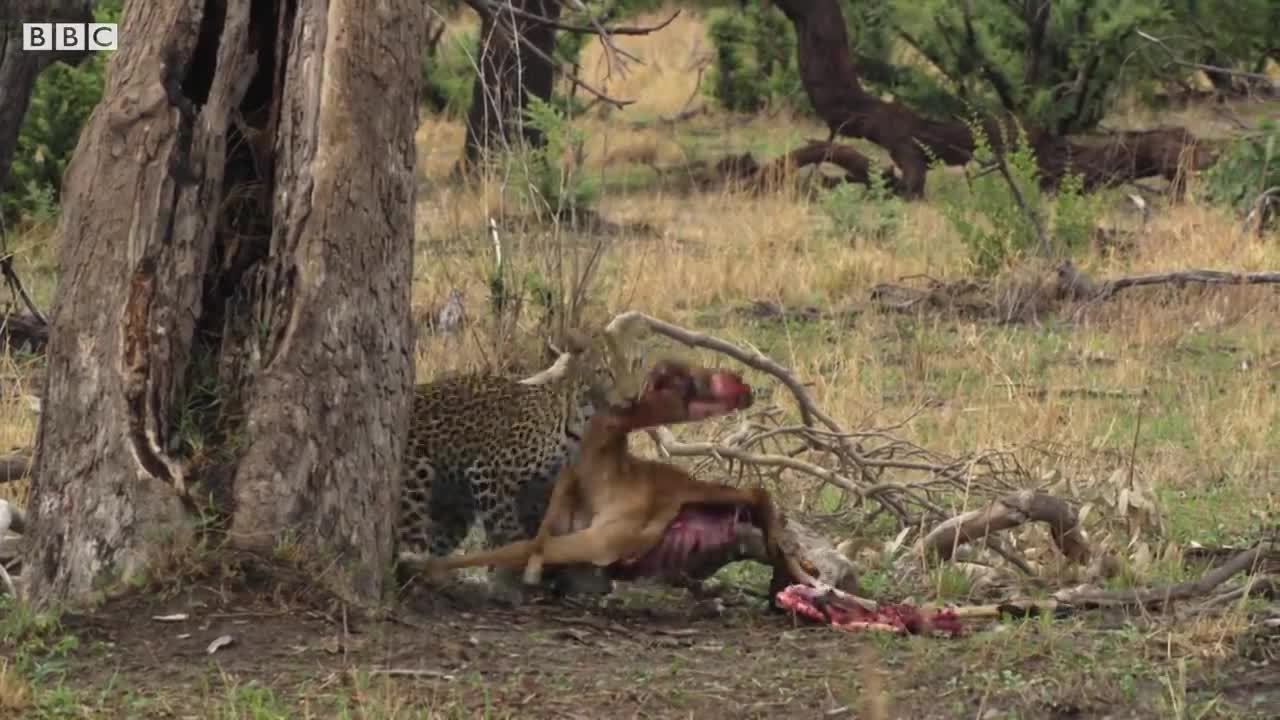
[[0, 451, 31, 483], [689, 141, 903, 194], [0, 312, 48, 353], [1053, 544, 1271, 608], [919, 490, 1092, 565], [1093, 269, 1280, 300], [870, 263, 1280, 324]]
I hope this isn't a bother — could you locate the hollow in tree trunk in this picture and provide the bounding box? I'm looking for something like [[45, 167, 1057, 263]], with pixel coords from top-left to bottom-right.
[[459, 0, 561, 170], [21, 0, 426, 608]]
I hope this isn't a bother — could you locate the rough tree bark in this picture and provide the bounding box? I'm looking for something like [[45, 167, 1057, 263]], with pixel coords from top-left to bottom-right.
[[0, 0, 95, 192], [459, 0, 561, 169], [766, 0, 1216, 198], [22, 0, 425, 608]]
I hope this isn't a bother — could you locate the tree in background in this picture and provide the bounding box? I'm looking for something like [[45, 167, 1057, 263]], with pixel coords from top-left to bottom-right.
[[0, 0, 103, 224], [712, 0, 1224, 197]]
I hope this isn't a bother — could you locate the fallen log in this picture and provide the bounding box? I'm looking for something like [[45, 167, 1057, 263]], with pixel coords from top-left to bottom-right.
[[0, 450, 32, 483], [870, 262, 1280, 324], [1053, 543, 1273, 608], [0, 311, 48, 353]]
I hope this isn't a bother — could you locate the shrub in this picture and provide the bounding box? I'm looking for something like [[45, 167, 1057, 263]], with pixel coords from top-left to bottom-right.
[[1202, 119, 1279, 232], [938, 120, 1100, 275], [817, 171, 903, 243]]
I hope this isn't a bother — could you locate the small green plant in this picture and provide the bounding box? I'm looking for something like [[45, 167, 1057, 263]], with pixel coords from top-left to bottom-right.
[[1050, 170, 1102, 253], [1202, 118, 1278, 231], [510, 95, 597, 220], [939, 119, 1100, 274], [817, 172, 903, 243]]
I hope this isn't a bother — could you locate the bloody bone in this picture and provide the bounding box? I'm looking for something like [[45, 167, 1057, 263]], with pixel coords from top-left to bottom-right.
[[776, 584, 966, 637]]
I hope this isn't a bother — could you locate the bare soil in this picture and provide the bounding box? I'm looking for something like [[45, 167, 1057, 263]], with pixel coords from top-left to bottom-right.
[[15, 566, 1277, 719]]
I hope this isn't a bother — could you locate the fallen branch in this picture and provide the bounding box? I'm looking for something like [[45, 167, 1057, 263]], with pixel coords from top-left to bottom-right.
[[0, 451, 32, 483], [919, 490, 1093, 565], [1053, 544, 1271, 608], [870, 263, 1280, 324], [0, 311, 49, 354], [1092, 268, 1280, 301]]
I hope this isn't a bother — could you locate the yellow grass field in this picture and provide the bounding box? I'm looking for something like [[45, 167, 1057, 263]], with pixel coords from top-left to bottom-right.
[[3, 7, 1279, 718]]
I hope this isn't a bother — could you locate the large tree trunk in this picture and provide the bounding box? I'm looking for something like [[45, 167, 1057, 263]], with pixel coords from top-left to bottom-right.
[[459, 0, 561, 169], [22, 0, 425, 608], [0, 0, 95, 193]]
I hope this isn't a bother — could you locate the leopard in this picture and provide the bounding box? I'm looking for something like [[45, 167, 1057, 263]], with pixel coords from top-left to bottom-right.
[[396, 331, 637, 602]]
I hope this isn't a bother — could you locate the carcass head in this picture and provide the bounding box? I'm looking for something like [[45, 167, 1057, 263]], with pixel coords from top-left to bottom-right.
[[614, 359, 754, 430]]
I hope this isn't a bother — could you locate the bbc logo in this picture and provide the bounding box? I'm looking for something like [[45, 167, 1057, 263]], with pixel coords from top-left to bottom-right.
[[22, 23, 118, 51]]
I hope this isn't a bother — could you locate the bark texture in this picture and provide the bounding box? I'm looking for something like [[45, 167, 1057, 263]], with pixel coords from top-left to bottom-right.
[[0, 0, 95, 192], [23, 0, 424, 608], [460, 0, 561, 168]]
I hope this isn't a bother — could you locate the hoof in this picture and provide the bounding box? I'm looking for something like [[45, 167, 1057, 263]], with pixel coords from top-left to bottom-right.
[[522, 556, 545, 586]]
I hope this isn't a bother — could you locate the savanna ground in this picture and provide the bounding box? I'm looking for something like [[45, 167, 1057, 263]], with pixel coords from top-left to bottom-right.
[[3, 8, 1280, 719]]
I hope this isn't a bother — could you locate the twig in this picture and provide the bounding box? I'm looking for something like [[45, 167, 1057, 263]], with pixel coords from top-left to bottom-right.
[[0, 218, 49, 326], [989, 147, 1051, 258], [367, 668, 456, 680], [1136, 30, 1278, 87], [473, 1, 679, 38]]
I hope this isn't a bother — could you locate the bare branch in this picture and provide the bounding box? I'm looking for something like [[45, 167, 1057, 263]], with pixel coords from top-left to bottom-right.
[[1053, 544, 1272, 608], [457, 0, 638, 109], [919, 490, 1093, 564], [472, 0, 680, 38], [0, 218, 49, 326], [1136, 30, 1278, 88]]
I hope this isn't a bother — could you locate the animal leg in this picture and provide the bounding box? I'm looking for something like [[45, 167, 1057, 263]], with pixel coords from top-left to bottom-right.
[[426, 515, 664, 577], [521, 464, 579, 586]]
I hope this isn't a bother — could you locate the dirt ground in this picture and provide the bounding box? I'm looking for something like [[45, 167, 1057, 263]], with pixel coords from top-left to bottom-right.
[[7, 565, 1275, 720]]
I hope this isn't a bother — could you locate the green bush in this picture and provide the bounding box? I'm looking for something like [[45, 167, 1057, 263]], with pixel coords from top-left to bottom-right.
[[702, 0, 1241, 135], [509, 95, 597, 220], [705, 6, 803, 113], [420, 29, 478, 120], [1, 0, 122, 224], [1202, 119, 1279, 232], [817, 172, 903, 243], [938, 120, 1100, 275]]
